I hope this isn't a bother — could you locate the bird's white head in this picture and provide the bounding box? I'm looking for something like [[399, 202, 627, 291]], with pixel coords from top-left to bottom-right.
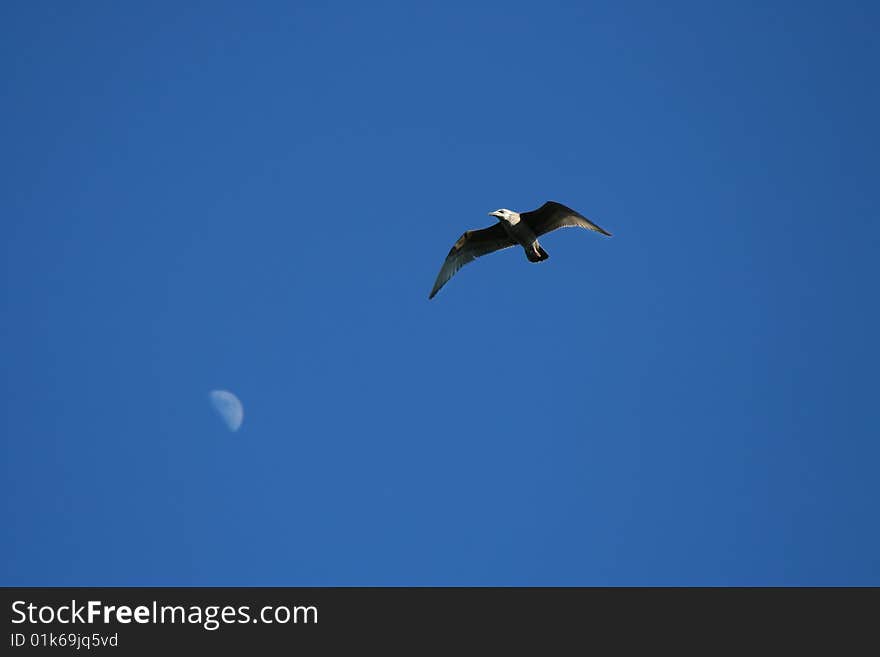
[[489, 208, 518, 224]]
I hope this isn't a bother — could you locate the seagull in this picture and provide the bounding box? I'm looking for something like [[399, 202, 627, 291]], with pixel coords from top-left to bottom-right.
[[428, 200, 612, 299]]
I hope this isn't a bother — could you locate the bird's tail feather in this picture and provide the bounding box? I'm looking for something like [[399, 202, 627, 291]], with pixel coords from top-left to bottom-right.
[[527, 244, 549, 262]]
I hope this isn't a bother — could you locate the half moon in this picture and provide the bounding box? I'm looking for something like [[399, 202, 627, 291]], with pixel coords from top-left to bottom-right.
[[208, 389, 244, 432]]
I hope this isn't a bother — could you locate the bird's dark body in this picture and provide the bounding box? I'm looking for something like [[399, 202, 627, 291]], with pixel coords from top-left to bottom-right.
[[502, 217, 547, 262]]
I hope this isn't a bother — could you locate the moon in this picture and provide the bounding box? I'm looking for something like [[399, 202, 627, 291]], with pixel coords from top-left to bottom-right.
[[208, 390, 243, 432]]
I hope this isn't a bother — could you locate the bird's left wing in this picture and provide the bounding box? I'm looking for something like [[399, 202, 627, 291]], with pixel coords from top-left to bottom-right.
[[521, 201, 612, 237], [428, 224, 515, 299]]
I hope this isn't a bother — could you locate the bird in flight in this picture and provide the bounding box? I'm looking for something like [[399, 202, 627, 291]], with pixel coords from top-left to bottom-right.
[[428, 200, 612, 299]]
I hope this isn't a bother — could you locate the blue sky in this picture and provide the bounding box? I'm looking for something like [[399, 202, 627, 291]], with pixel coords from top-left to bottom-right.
[[2, 1, 879, 585]]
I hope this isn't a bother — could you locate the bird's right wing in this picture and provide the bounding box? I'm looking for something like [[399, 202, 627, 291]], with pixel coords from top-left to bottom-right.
[[521, 201, 612, 237], [428, 224, 516, 299]]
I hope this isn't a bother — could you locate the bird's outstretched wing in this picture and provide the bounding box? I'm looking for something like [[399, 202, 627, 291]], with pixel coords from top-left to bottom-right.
[[521, 201, 612, 237], [428, 223, 515, 299]]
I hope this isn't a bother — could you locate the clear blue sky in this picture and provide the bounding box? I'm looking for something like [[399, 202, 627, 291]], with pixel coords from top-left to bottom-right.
[[3, 1, 879, 585]]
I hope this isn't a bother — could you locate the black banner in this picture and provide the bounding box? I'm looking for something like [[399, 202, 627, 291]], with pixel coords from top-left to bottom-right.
[[2, 587, 876, 652]]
